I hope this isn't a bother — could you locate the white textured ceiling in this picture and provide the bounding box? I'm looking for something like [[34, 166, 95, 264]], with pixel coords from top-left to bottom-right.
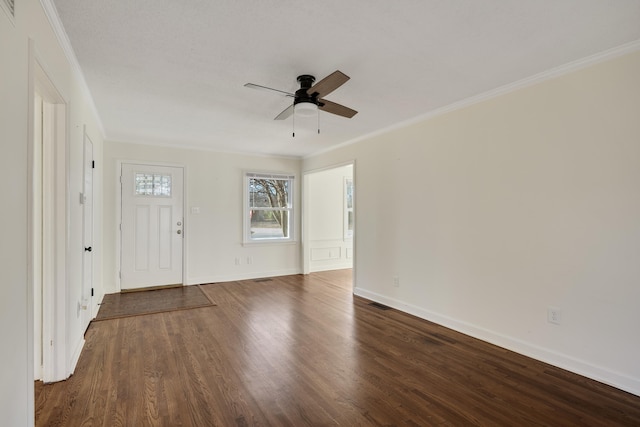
[[51, 0, 640, 157]]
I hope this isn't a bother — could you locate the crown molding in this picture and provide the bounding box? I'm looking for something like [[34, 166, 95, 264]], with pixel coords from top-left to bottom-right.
[[307, 39, 640, 159], [105, 138, 302, 160], [39, 0, 106, 138]]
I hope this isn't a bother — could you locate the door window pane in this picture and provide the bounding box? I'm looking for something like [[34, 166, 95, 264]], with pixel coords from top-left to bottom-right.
[[135, 173, 172, 197]]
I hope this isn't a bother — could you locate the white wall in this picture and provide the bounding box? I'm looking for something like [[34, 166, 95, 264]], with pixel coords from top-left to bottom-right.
[[303, 50, 640, 396], [1, 0, 104, 424], [1, 7, 31, 425], [306, 164, 353, 272], [102, 141, 302, 292]]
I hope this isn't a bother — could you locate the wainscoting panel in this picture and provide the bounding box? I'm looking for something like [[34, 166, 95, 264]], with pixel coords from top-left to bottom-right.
[[311, 247, 341, 261], [309, 239, 353, 272]]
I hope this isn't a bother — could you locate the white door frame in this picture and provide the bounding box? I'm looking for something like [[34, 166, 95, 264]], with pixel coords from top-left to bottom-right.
[[81, 127, 94, 324], [28, 45, 70, 385], [115, 160, 187, 291], [32, 92, 44, 381], [302, 160, 356, 289]]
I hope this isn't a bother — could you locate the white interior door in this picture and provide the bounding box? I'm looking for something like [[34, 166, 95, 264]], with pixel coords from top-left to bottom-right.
[[81, 130, 94, 326], [121, 163, 184, 290]]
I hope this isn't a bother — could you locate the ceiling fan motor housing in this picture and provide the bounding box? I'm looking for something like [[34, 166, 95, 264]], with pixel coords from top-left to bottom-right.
[[295, 74, 317, 106]]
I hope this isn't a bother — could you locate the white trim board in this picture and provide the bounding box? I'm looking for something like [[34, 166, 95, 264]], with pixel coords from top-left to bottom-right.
[[39, 0, 105, 137], [354, 287, 640, 398], [309, 263, 352, 273], [68, 339, 85, 377], [307, 39, 640, 159], [106, 137, 301, 160]]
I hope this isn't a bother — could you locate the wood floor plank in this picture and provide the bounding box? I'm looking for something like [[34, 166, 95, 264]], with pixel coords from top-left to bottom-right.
[[36, 270, 640, 426]]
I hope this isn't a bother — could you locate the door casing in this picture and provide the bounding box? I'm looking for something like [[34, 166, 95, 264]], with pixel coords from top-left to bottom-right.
[[29, 51, 70, 385], [302, 160, 357, 291], [116, 161, 187, 291], [81, 128, 94, 325]]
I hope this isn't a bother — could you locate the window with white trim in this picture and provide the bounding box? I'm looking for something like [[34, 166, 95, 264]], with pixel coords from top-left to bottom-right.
[[344, 177, 354, 239], [245, 172, 295, 242]]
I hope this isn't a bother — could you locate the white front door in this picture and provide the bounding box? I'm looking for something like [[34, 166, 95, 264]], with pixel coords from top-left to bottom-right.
[[121, 163, 184, 290], [81, 130, 94, 326]]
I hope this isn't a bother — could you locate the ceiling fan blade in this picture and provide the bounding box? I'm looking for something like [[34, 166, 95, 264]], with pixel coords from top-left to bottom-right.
[[244, 83, 294, 97], [318, 99, 358, 118], [274, 104, 294, 120], [307, 70, 350, 98]]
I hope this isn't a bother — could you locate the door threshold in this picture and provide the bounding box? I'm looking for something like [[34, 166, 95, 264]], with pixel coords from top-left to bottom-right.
[[121, 283, 183, 293]]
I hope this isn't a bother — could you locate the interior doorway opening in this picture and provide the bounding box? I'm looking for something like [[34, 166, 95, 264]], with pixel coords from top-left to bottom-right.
[[302, 161, 355, 289], [30, 60, 68, 383]]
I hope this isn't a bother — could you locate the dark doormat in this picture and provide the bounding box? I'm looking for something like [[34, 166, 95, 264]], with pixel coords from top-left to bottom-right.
[[95, 285, 215, 321]]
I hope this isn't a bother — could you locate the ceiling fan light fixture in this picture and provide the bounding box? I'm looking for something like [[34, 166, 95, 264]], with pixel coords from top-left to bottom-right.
[[295, 101, 318, 117], [245, 70, 357, 121]]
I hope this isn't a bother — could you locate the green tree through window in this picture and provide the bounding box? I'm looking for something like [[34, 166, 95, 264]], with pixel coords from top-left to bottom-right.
[[246, 173, 294, 241]]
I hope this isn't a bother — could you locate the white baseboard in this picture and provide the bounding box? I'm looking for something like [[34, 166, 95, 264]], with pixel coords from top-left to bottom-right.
[[354, 287, 640, 397], [68, 337, 85, 378], [310, 262, 353, 273], [187, 268, 302, 285]]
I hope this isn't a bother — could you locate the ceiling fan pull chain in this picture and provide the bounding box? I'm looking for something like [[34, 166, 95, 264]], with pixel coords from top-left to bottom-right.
[[292, 107, 295, 137], [318, 110, 320, 134]]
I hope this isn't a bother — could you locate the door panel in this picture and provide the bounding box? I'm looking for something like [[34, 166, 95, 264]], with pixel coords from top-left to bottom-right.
[[158, 205, 173, 269], [121, 164, 184, 290], [82, 132, 94, 327], [134, 205, 150, 271]]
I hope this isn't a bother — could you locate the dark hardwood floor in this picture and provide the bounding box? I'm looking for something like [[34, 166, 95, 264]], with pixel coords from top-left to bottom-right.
[[35, 270, 640, 426]]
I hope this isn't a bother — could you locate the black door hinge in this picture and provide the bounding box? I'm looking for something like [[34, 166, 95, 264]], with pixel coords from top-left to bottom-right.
[[91, 288, 94, 297], [92, 160, 95, 169]]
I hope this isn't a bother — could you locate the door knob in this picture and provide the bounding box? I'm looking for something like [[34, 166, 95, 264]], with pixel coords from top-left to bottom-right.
[[84, 247, 92, 252], [177, 230, 182, 234]]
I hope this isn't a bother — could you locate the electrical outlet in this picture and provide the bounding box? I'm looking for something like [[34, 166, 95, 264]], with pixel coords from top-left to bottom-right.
[[393, 276, 400, 288], [547, 307, 562, 325], [247, 256, 253, 265], [235, 257, 240, 265]]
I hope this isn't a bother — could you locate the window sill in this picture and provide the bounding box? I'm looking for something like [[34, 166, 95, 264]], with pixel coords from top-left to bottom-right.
[[242, 239, 298, 247]]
